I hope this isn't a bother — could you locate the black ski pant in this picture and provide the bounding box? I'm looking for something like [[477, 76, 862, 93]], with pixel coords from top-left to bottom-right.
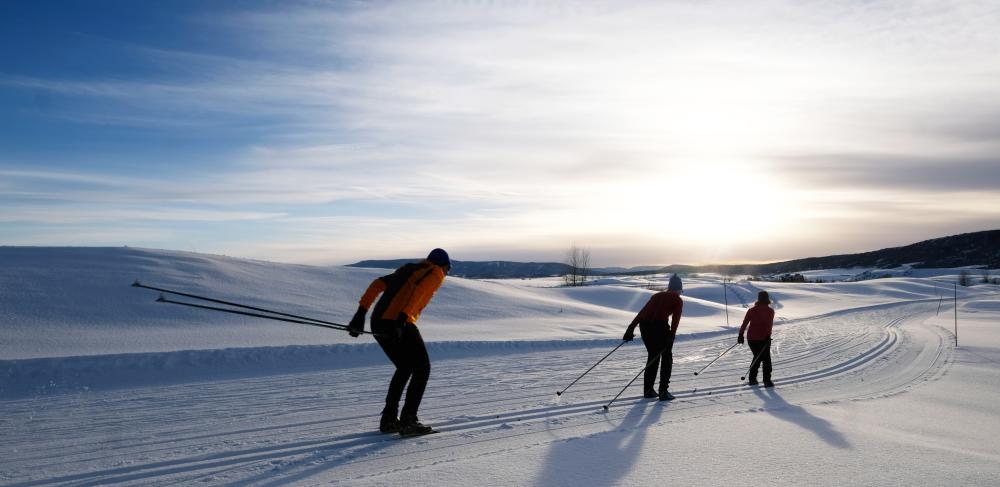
[[639, 320, 674, 394], [747, 338, 772, 382], [372, 319, 431, 420]]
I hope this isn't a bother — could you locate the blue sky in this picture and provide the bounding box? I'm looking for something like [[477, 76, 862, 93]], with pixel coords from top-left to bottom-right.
[[3, 1, 999, 266]]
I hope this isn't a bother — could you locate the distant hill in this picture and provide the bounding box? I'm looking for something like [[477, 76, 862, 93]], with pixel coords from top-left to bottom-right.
[[348, 230, 999, 278], [665, 229, 1000, 277], [346, 259, 575, 278]]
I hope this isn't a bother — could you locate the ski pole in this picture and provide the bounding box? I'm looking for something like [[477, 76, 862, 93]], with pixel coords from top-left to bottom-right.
[[740, 341, 769, 381], [603, 345, 670, 411], [936, 282, 943, 316], [556, 340, 627, 396], [723, 279, 730, 327], [155, 295, 383, 336], [693, 342, 738, 376], [133, 280, 354, 330]]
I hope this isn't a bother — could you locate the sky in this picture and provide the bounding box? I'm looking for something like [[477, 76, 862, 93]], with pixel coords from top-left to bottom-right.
[[2, 0, 999, 267]]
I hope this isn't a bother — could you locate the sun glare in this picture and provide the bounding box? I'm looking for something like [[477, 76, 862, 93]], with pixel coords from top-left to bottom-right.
[[596, 163, 794, 251], [683, 165, 789, 236]]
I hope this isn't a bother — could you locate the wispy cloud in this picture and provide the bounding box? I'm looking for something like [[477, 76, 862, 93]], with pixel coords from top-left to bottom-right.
[[771, 154, 1000, 192], [0, 206, 284, 224], [4, 0, 1000, 264]]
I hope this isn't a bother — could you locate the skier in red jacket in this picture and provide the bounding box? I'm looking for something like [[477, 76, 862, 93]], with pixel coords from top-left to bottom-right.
[[623, 274, 684, 401], [738, 290, 775, 387]]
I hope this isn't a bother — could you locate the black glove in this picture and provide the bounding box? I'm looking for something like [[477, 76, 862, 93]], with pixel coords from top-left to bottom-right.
[[622, 328, 635, 342], [393, 312, 408, 339], [737, 335, 744, 345], [347, 305, 366, 338]]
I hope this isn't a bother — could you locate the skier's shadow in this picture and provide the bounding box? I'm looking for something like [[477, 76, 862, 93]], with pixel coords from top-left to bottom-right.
[[751, 387, 850, 449], [215, 430, 394, 487], [535, 399, 665, 486]]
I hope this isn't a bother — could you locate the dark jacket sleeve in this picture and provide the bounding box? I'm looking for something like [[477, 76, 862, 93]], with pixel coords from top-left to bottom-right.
[[670, 296, 683, 332]]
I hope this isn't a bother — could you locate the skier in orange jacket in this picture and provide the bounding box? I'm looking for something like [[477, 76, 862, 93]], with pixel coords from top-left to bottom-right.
[[347, 248, 450, 436]]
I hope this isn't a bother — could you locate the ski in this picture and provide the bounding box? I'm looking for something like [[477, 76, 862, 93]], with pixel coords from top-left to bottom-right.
[[399, 429, 438, 438]]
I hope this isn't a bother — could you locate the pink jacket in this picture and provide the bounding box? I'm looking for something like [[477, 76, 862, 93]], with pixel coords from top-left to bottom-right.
[[739, 303, 774, 340]]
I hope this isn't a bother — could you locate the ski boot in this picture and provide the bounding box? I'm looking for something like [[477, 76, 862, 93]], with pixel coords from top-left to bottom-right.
[[379, 409, 401, 433], [399, 415, 435, 437], [658, 390, 675, 401]]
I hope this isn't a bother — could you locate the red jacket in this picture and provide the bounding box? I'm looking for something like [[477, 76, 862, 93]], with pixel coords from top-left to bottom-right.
[[739, 303, 774, 340], [630, 291, 683, 332]]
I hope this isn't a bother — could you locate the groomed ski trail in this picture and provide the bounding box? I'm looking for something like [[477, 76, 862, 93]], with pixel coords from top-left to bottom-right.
[[2, 301, 953, 486]]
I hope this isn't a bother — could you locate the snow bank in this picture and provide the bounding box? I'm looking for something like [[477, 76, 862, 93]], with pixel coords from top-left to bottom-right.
[[3, 246, 997, 399], [0, 247, 635, 359], [961, 300, 1000, 313], [4, 247, 995, 361], [2, 332, 743, 400], [0, 338, 630, 399]]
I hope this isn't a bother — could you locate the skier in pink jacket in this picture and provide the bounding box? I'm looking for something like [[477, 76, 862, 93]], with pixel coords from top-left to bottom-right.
[[738, 290, 775, 387]]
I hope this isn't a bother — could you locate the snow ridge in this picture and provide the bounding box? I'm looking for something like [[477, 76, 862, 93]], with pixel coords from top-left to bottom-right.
[[6, 334, 753, 399]]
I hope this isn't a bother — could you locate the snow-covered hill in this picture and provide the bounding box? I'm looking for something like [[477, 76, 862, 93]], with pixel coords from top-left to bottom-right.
[[4, 247, 987, 360], [2, 247, 995, 397], [3, 247, 1000, 485], [1, 247, 638, 360]]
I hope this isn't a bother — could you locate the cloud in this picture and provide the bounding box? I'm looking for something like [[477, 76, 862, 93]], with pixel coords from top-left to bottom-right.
[[5, 1, 1000, 264], [0, 206, 284, 224], [0, 168, 138, 188], [770, 154, 1000, 192], [0, 225, 177, 246]]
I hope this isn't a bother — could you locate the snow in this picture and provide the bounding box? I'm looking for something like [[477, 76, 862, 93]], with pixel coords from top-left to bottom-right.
[[0, 247, 639, 359], [2, 247, 1000, 486], [767, 264, 994, 283]]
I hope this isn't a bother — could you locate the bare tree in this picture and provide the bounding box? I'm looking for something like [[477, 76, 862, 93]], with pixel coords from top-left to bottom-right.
[[958, 270, 972, 287], [564, 244, 591, 287]]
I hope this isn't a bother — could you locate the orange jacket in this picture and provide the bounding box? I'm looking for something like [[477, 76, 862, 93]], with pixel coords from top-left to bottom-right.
[[630, 290, 683, 332], [359, 260, 446, 324], [739, 303, 774, 340]]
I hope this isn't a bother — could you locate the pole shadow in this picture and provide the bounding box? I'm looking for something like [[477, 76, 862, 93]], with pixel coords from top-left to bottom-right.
[[751, 387, 851, 449], [230, 429, 395, 487], [534, 400, 665, 486]]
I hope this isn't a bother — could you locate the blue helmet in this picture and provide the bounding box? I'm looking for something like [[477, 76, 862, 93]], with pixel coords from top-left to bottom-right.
[[667, 274, 683, 292], [427, 248, 450, 268]]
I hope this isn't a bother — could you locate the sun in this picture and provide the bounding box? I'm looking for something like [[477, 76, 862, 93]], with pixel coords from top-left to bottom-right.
[[609, 162, 795, 249]]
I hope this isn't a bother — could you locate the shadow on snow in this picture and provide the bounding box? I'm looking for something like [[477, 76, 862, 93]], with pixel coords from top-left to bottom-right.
[[534, 400, 666, 485], [751, 387, 851, 449]]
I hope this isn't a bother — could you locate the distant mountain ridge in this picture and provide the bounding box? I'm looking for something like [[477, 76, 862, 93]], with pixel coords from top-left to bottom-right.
[[346, 259, 576, 278], [671, 229, 1000, 277], [347, 229, 1000, 278]]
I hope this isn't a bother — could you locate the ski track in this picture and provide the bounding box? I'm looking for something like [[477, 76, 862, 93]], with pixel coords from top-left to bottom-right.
[[1, 301, 953, 486]]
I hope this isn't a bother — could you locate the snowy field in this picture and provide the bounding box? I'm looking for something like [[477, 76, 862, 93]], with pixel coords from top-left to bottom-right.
[[2, 247, 1000, 486]]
